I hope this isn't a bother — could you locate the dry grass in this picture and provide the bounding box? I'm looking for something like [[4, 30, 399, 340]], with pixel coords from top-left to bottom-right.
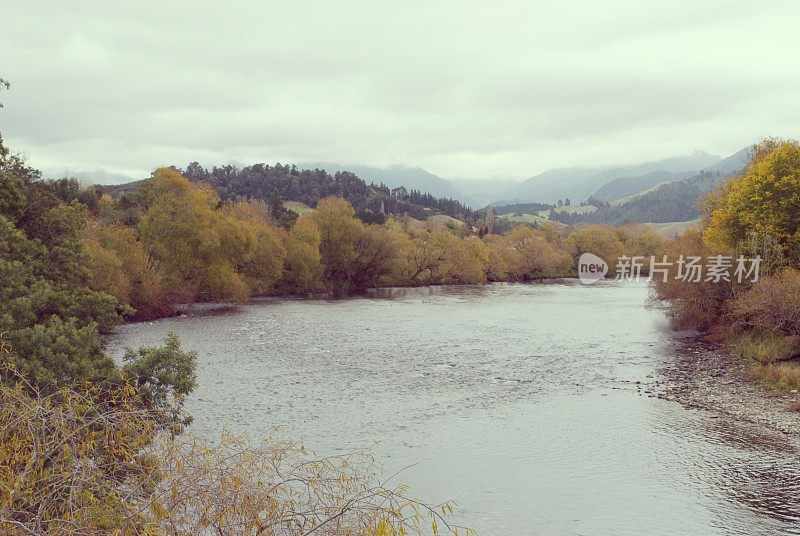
[[729, 333, 798, 365], [748, 362, 800, 392]]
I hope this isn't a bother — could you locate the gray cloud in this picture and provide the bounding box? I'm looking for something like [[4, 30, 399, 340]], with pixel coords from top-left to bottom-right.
[[1, 0, 799, 181]]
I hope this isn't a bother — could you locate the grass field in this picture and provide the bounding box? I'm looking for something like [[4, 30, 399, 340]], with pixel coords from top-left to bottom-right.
[[644, 219, 700, 237], [499, 213, 565, 227], [283, 201, 314, 214]]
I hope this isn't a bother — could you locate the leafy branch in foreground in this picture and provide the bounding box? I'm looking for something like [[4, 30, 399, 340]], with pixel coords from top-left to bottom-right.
[[0, 367, 470, 536], [0, 77, 8, 108]]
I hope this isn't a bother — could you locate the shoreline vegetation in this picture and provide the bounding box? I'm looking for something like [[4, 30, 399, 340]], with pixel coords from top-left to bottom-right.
[[653, 139, 800, 399], [79, 164, 668, 323], [0, 135, 472, 535], [3, 132, 800, 533]]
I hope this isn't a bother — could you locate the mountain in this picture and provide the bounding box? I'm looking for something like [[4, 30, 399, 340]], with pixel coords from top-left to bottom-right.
[[501, 150, 723, 204], [532, 146, 752, 226], [708, 145, 752, 173], [549, 168, 744, 227], [590, 170, 698, 203], [448, 178, 521, 208], [300, 162, 467, 203]]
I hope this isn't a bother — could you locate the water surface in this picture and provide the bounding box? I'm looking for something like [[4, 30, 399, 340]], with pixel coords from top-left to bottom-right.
[[109, 281, 800, 535]]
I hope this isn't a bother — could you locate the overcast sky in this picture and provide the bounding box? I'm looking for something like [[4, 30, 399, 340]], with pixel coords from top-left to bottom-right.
[[1, 0, 799, 182]]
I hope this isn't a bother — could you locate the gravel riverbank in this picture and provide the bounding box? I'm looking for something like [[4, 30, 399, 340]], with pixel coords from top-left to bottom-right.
[[658, 335, 800, 439]]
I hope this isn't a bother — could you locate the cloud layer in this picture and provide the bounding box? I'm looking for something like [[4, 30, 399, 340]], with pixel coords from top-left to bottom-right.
[[2, 0, 799, 181]]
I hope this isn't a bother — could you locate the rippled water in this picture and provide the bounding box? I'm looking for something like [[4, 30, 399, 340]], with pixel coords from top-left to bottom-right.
[[108, 280, 800, 535]]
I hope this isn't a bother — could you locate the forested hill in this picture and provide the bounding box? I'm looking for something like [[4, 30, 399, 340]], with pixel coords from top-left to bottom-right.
[[548, 170, 730, 226], [107, 162, 477, 224]]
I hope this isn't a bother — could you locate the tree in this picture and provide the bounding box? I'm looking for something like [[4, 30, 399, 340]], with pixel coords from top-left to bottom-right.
[[347, 225, 398, 288], [122, 332, 197, 428], [507, 225, 572, 280], [704, 139, 800, 264], [311, 197, 364, 290], [0, 141, 196, 408], [281, 214, 323, 293], [224, 200, 286, 295], [0, 374, 466, 536], [138, 168, 250, 303], [565, 225, 625, 274], [0, 139, 125, 386], [651, 230, 735, 330], [81, 219, 171, 319], [483, 234, 519, 281]]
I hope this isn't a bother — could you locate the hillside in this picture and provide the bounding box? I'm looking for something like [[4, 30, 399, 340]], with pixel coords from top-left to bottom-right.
[[548, 170, 732, 226], [502, 150, 723, 204], [105, 162, 477, 225], [590, 170, 696, 203]]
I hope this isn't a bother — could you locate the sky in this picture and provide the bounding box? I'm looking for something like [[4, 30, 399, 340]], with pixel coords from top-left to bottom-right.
[[1, 0, 799, 182]]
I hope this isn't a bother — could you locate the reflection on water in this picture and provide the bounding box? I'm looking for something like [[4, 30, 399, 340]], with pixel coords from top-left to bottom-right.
[[109, 280, 800, 536]]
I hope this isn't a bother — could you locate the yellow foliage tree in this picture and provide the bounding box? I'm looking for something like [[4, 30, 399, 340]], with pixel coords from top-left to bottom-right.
[[282, 214, 323, 293], [483, 234, 520, 282], [225, 200, 286, 295], [507, 225, 572, 280], [311, 197, 364, 290], [704, 139, 800, 264], [138, 168, 252, 303], [81, 219, 169, 319], [565, 225, 625, 274]]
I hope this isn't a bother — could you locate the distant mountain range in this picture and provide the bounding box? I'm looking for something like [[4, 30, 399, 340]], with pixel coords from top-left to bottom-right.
[[548, 169, 736, 227], [501, 150, 727, 205], [54, 145, 754, 218], [300, 162, 466, 203], [303, 146, 751, 209]]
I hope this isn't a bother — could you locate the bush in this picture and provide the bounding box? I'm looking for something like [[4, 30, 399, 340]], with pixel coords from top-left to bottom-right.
[[651, 230, 735, 331], [0, 373, 467, 536], [729, 268, 800, 338]]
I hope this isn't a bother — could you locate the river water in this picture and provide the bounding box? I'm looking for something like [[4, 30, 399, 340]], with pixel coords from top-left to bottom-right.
[[108, 280, 800, 535]]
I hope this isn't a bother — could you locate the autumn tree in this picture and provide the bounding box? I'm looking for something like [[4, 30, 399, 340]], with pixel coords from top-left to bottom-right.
[[224, 200, 286, 295], [347, 225, 399, 289], [506, 225, 572, 280], [704, 139, 800, 264], [138, 168, 251, 303], [483, 234, 520, 281], [311, 197, 364, 290], [565, 225, 625, 274], [651, 230, 735, 330], [82, 219, 172, 319], [281, 214, 323, 293]]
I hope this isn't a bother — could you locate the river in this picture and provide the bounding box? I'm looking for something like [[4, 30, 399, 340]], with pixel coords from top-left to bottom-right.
[[108, 280, 800, 536]]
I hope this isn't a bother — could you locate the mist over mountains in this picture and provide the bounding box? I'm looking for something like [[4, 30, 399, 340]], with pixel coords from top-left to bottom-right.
[[300, 162, 464, 202], [303, 146, 751, 208], [54, 146, 752, 214]]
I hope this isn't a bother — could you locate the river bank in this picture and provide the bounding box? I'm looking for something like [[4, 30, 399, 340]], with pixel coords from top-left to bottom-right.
[[656, 332, 800, 438], [109, 281, 800, 535]]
